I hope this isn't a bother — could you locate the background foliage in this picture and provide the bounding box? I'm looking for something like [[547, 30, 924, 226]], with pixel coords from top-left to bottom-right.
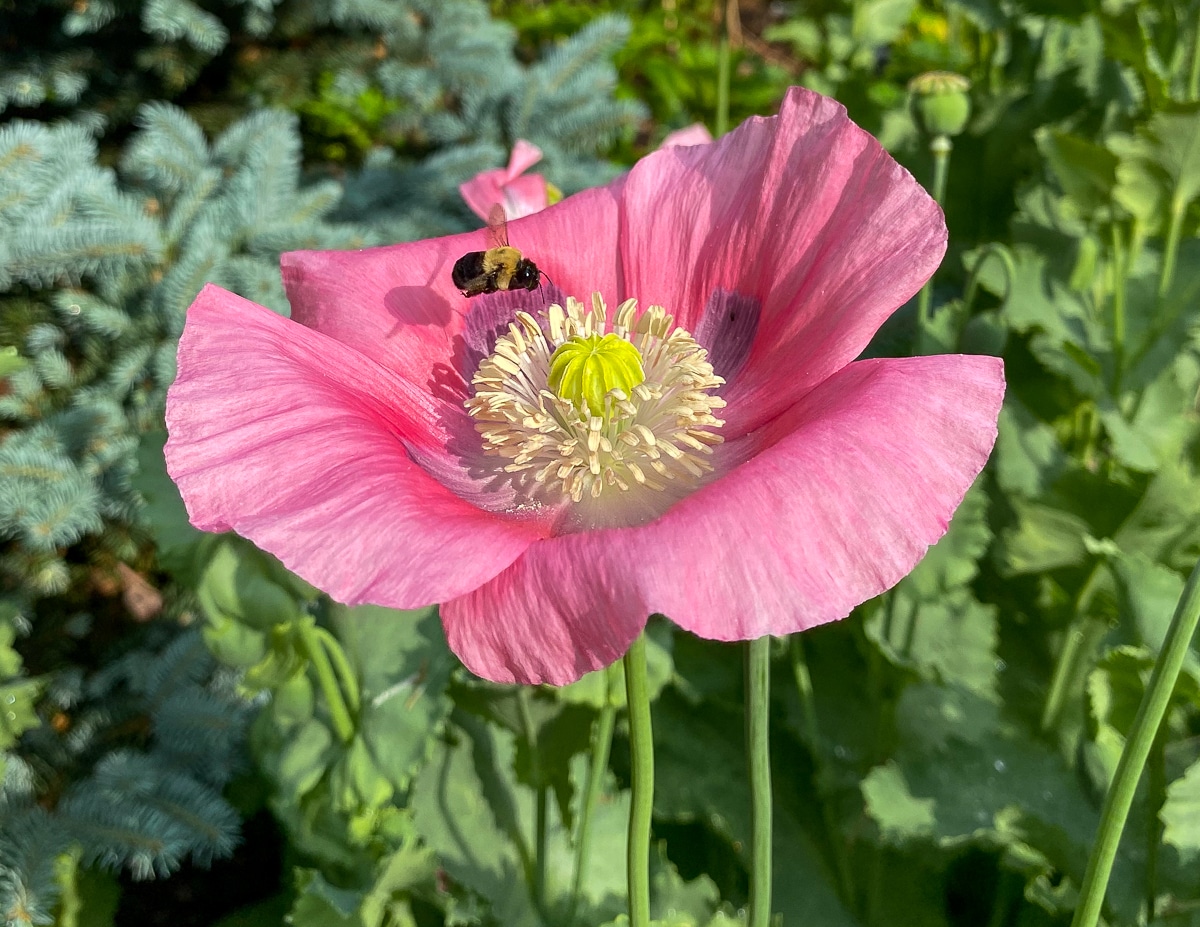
[[3, 0, 1200, 925]]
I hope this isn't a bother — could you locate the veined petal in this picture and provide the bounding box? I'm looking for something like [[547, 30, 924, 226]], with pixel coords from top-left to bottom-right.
[[645, 354, 1004, 640], [618, 87, 946, 436], [441, 536, 649, 685], [165, 285, 541, 607], [281, 184, 623, 377], [460, 140, 548, 221], [443, 354, 1002, 682]]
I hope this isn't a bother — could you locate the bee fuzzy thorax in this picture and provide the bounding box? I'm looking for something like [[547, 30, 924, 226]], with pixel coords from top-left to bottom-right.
[[453, 203, 543, 298]]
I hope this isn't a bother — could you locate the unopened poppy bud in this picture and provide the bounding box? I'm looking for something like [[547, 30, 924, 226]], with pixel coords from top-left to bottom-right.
[[908, 71, 971, 137]]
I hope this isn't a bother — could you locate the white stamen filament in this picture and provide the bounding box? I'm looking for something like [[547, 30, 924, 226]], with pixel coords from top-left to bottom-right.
[[466, 294, 726, 510]]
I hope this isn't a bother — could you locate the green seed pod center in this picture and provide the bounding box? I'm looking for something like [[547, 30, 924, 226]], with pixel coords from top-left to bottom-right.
[[548, 333, 646, 417]]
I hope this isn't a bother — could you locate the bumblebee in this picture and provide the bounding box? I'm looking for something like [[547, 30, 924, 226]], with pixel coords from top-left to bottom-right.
[[452, 204, 543, 298]]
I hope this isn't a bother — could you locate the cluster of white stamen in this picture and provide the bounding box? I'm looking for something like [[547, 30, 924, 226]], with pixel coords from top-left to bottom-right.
[[466, 294, 726, 506]]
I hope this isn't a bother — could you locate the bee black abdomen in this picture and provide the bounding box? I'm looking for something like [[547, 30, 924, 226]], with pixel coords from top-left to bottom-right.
[[452, 251, 487, 290]]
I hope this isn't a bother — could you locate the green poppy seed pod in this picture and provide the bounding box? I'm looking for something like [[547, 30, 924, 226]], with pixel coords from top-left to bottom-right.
[[548, 333, 646, 417], [908, 71, 971, 138]]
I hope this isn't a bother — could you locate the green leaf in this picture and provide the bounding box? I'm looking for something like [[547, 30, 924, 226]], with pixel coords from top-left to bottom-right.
[[0, 677, 42, 748], [289, 869, 360, 927], [1037, 129, 1119, 216], [1108, 552, 1189, 655], [653, 691, 858, 926], [1109, 132, 1167, 228], [558, 620, 673, 709], [133, 429, 212, 582], [272, 718, 335, 799], [851, 0, 917, 47], [329, 735, 394, 813], [993, 400, 1069, 498], [0, 345, 28, 378], [900, 485, 992, 599], [995, 499, 1091, 576], [1113, 460, 1200, 572], [1162, 758, 1200, 865], [358, 845, 435, 927], [1144, 106, 1200, 213], [409, 719, 540, 925], [869, 591, 999, 698], [332, 604, 454, 791], [861, 760, 936, 842], [874, 683, 1144, 919]]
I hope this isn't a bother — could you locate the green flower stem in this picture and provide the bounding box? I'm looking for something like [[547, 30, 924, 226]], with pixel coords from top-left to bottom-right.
[[789, 635, 855, 905], [297, 618, 355, 743], [1070, 557, 1200, 927], [961, 243, 1016, 316], [569, 664, 620, 925], [747, 636, 773, 927], [1041, 565, 1106, 733], [517, 688, 548, 911], [1189, 2, 1200, 101], [1110, 223, 1128, 392], [624, 633, 654, 927], [1158, 198, 1185, 301], [314, 626, 361, 714], [915, 135, 953, 349]]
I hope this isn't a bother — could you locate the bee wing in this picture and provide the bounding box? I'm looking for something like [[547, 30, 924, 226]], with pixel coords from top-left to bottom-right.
[[486, 202, 510, 249]]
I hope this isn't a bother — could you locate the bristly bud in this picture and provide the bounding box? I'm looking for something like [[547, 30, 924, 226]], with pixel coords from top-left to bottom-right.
[[908, 71, 971, 138]]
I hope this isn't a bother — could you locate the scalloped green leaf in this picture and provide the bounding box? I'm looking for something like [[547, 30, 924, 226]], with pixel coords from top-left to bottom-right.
[[1162, 758, 1200, 865], [332, 604, 454, 791]]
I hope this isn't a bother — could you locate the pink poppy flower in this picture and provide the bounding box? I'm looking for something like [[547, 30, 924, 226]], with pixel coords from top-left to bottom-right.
[[460, 139, 550, 221], [661, 123, 714, 148], [166, 87, 1004, 685]]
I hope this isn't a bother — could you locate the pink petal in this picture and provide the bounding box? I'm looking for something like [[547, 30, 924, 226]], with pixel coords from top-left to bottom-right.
[[460, 141, 548, 220], [441, 354, 1002, 683], [165, 285, 541, 607], [649, 354, 1005, 640], [618, 87, 946, 437], [661, 123, 713, 148], [441, 535, 649, 685], [500, 174, 550, 220], [505, 139, 544, 178], [281, 183, 623, 377], [461, 168, 511, 221]]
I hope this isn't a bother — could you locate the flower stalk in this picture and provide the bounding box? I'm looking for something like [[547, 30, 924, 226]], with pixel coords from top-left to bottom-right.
[[1070, 556, 1200, 927], [624, 633, 654, 927], [747, 636, 773, 927], [915, 135, 952, 343], [296, 617, 355, 743]]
